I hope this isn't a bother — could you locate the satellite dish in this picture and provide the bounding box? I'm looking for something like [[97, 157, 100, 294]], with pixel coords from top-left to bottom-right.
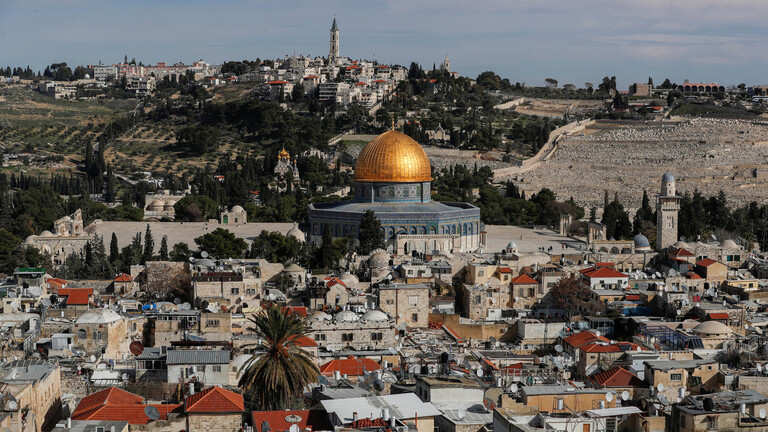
[[457, 409, 466, 420], [7, 401, 17, 411], [28, 286, 42, 297], [373, 380, 385, 391], [129, 341, 145, 356], [7, 291, 16, 298], [180, 302, 191, 310], [605, 392, 614, 402], [285, 415, 302, 424], [201, 251, 209, 258], [622, 391, 630, 401], [555, 345, 563, 353], [122, 373, 129, 380], [510, 383, 518, 393], [657, 383, 665, 392], [595, 331, 601, 337], [476, 368, 484, 378], [144, 405, 161, 421], [173, 298, 181, 305], [761, 409, 767, 419], [41, 298, 51, 307], [90, 355, 96, 362]]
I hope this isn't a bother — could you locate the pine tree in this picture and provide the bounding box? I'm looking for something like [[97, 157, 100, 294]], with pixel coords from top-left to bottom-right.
[[105, 164, 116, 203], [142, 224, 154, 263], [109, 233, 119, 263], [159, 235, 169, 261], [357, 210, 385, 255]]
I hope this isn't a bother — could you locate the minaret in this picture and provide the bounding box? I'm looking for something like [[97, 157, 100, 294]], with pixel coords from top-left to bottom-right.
[[656, 172, 680, 250], [329, 17, 340, 62]]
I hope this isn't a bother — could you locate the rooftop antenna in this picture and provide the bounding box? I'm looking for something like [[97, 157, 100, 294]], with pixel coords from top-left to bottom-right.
[[144, 405, 160, 421]]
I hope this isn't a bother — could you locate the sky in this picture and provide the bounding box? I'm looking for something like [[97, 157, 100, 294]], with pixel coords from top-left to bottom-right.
[[2, 0, 768, 88]]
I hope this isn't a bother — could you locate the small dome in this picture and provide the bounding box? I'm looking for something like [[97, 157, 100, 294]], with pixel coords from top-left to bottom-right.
[[62, 216, 72, 221], [361, 310, 389, 322], [230, 205, 245, 213], [339, 273, 359, 289], [335, 310, 359, 322], [673, 241, 690, 249], [693, 321, 732, 336], [231, 354, 253, 372], [284, 263, 305, 273], [721, 239, 739, 249], [40, 230, 54, 237], [506, 241, 518, 249], [633, 234, 651, 249], [25, 235, 35, 244], [287, 225, 305, 242], [369, 249, 391, 268], [195, 258, 215, 268], [150, 199, 165, 206], [312, 311, 333, 321], [662, 172, 675, 182]]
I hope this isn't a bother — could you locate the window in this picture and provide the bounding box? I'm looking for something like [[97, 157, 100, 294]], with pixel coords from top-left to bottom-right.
[[316, 334, 326, 341], [670, 373, 682, 381], [412, 313, 419, 322], [342, 333, 354, 342], [478, 271, 485, 276], [78, 329, 87, 339], [386, 299, 394, 305], [206, 320, 220, 327], [707, 416, 717, 430], [246, 288, 256, 295], [371, 333, 383, 341], [408, 295, 418, 306], [230, 288, 240, 295], [212, 365, 222, 373], [408, 270, 414, 275]]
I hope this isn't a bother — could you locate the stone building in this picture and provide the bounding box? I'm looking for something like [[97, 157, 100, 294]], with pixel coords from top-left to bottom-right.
[[192, 271, 260, 308], [329, 18, 340, 62], [308, 309, 396, 351], [220, 205, 247, 225], [657, 172, 680, 251], [25, 209, 92, 265], [307, 129, 484, 254], [0, 360, 62, 432], [184, 386, 244, 432], [167, 349, 231, 386], [143, 193, 183, 221], [378, 283, 429, 327], [72, 309, 137, 360]]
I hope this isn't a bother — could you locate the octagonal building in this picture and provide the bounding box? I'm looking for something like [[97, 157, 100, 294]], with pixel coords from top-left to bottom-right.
[[307, 129, 484, 254]]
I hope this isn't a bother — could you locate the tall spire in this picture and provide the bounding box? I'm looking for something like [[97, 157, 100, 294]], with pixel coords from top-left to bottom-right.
[[331, 16, 338, 31]]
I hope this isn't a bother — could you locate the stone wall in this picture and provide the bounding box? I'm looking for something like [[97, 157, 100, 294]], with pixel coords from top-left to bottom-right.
[[186, 413, 242, 432]]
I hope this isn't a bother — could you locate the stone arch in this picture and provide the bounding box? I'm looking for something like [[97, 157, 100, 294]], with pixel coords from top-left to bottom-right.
[[610, 246, 620, 254], [451, 225, 456, 234], [621, 247, 632, 254], [420, 226, 426, 234], [599, 247, 609, 252], [388, 227, 395, 239], [411, 226, 418, 235], [705, 85, 711, 92]]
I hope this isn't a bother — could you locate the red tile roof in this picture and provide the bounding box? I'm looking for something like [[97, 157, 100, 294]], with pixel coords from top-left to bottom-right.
[[581, 266, 629, 279], [185, 386, 245, 413], [267, 80, 290, 85], [60, 288, 93, 306], [319, 357, 380, 376], [686, 272, 703, 279], [324, 277, 347, 289], [563, 331, 609, 349], [252, 410, 333, 432], [696, 258, 719, 267], [708, 313, 730, 320], [352, 418, 388, 428], [355, 82, 367, 86], [497, 267, 512, 274], [589, 367, 644, 388], [304, 75, 320, 79], [510, 274, 538, 285], [670, 248, 695, 257], [114, 273, 133, 282], [282, 306, 308, 318], [501, 363, 524, 372], [47, 277, 68, 290], [72, 387, 182, 425], [624, 294, 640, 301], [291, 335, 318, 347]]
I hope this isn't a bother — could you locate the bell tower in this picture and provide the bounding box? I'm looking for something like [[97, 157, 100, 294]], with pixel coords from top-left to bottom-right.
[[329, 17, 340, 62], [656, 172, 680, 250]]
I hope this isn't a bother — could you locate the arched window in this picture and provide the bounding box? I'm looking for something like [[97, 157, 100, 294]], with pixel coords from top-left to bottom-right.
[[78, 329, 87, 339], [411, 226, 418, 234]]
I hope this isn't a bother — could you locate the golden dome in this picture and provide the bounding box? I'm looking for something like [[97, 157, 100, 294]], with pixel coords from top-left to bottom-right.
[[354, 130, 432, 183], [278, 148, 290, 159]]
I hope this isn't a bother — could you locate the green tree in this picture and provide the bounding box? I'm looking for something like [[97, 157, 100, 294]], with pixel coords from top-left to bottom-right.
[[142, 224, 154, 263], [194, 228, 247, 258], [109, 233, 119, 263], [159, 235, 169, 260], [238, 305, 319, 410], [169, 242, 192, 262], [174, 195, 218, 222], [357, 210, 384, 255], [0, 229, 21, 272]]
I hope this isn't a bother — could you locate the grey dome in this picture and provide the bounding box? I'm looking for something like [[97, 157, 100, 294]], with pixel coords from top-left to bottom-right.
[[361, 310, 389, 322], [633, 234, 650, 249], [506, 241, 517, 249], [662, 172, 675, 182], [369, 249, 390, 268]]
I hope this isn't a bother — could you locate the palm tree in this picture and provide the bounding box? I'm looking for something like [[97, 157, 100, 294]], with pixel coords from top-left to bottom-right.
[[238, 305, 319, 410]]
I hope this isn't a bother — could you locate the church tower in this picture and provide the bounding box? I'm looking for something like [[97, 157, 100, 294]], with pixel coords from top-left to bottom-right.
[[656, 172, 680, 250], [441, 54, 450, 73], [329, 17, 339, 62]]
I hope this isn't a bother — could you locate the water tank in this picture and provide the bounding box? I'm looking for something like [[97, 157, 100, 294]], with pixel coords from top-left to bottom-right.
[[703, 398, 715, 411]]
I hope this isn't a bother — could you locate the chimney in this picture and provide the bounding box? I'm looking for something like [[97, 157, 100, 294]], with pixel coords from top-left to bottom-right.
[[382, 408, 390, 421], [67, 418, 71, 428], [353, 412, 358, 422], [390, 416, 396, 428], [189, 381, 195, 396]]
